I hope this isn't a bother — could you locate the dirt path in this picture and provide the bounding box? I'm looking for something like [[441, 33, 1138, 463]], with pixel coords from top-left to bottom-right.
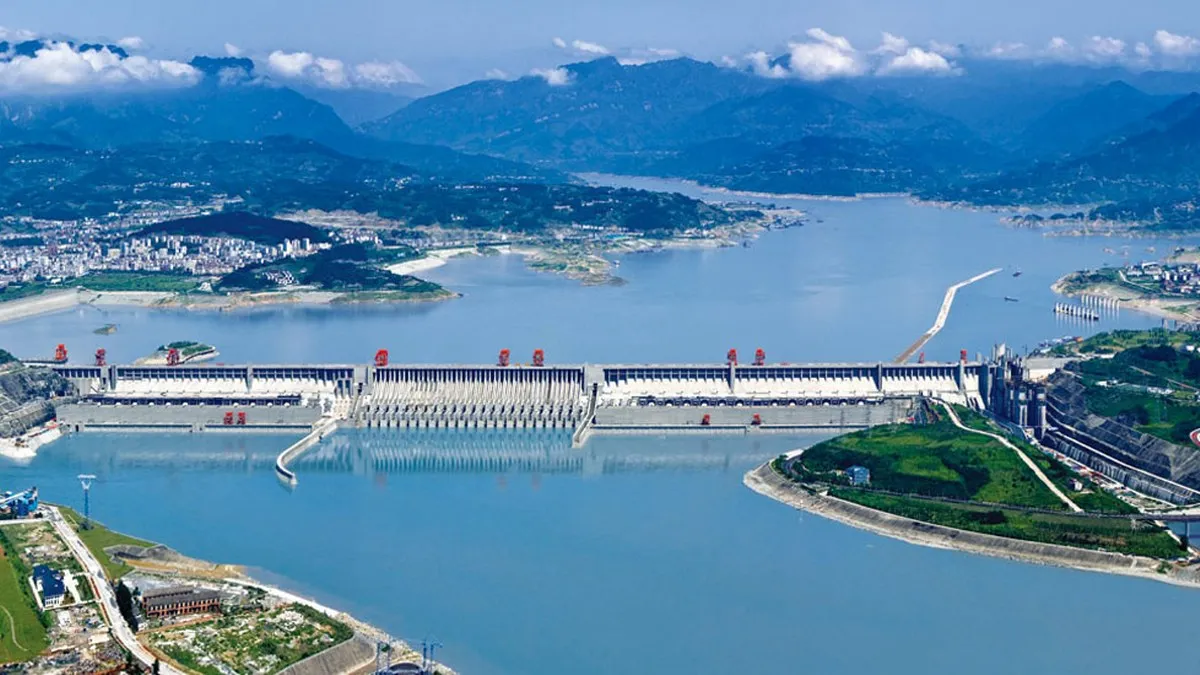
[[938, 402, 1083, 512], [0, 604, 26, 652]]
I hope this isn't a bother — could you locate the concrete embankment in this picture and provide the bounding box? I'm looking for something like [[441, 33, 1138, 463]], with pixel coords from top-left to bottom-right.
[[276, 417, 339, 483], [278, 633, 376, 675], [0, 289, 90, 324], [744, 462, 1200, 589]]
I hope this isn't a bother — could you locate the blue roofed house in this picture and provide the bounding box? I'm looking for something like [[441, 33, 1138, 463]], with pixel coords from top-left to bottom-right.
[[32, 564, 66, 608], [847, 465, 871, 487]]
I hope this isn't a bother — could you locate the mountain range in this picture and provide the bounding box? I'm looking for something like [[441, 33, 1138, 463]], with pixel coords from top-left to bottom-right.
[[3, 49, 1200, 229]]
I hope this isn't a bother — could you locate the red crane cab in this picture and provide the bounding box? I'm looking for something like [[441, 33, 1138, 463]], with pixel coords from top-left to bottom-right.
[[236, 412, 246, 425], [751, 413, 763, 426], [166, 348, 181, 366], [753, 348, 766, 366], [374, 349, 389, 368], [54, 344, 68, 362], [700, 414, 711, 426], [726, 349, 738, 366], [94, 348, 106, 366], [498, 349, 511, 367], [532, 349, 545, 367], [223, 412, 234, 425]]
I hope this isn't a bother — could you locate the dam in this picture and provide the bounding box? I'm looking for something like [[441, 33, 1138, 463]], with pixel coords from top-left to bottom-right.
[[48, 354, 988, 437]]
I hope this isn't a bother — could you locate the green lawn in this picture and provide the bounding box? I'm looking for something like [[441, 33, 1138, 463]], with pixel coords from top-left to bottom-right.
[[834, 490, 1183, 560], [58, 506, 155, 580], [77, 271, 203, 293], [0, 531, 49, 664], [797, 420, 1066, 510]]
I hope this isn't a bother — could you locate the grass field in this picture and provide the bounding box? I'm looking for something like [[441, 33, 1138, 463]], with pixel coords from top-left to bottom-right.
[[797, 420, 1065, 510], [77, 271, 203, 293], [0, 529, 49, 664], [59, 506, 155, 580], [833, 490, 1183, 559]]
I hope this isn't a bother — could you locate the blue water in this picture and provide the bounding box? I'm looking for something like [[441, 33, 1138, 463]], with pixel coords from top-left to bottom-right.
[[2, 187, 1199, 675]]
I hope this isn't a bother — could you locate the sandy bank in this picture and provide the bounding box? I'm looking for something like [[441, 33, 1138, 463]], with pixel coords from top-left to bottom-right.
[[744, 462, 1200, 589], [387, 246, 479, 275], [0, 289, 92, 324], [1051, 274, 1200, 322]]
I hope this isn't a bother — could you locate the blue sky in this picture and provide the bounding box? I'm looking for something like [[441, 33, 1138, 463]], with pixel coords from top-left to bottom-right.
[[2, 0, 1200, 89]]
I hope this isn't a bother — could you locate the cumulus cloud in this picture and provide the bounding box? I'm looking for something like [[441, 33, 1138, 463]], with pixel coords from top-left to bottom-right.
[[0, 26, 37, 42], [617, 46, 682, 66], [224, 42, 243, 57], [264, 50, 420, 89], [779, 28, 866, 80], [116, 36, 144, 51], [928, 40, 962, 58], [552, 37, 568, 49], [1154, 30, 1200, 57], [1085, 36, 1125, 61], [484, 68, 511, 80], [531, 66, 571, 86], [878, 46, 954, 75], [872, 32, 909, 55], [745, 50, 789, 78], [0, 41, 198, 92], [572, 39, 609, 55], [984, 42, 1030, 59]]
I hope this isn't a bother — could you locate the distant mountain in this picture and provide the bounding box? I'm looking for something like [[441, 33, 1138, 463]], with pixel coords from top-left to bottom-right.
[[1014, 81, 1176, 157], [931, 97, 1200, 206], [365, 57, 778, 166], [300, 87, 414, 126]]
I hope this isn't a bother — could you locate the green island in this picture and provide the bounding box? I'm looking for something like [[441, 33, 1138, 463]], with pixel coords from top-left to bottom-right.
[[772, 405, 1184, 560], [216, 242, 446, 297], [1050, 330, 1200, 446], [1054, 261, 1200, 322]]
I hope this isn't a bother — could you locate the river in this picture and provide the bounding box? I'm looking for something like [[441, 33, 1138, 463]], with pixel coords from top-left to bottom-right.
[[1, 182, 1198, 675]]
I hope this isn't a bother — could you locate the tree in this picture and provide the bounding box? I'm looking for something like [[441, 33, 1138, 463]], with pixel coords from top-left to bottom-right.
[[153, 658, 161, 675], [115, 581, 139, 632]]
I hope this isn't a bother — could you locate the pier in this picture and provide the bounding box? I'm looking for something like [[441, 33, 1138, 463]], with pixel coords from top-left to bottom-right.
[[895, 268, 1001, 363]]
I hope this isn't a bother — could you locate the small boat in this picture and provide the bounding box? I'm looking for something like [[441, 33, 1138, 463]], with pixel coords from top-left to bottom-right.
[[1004, 296, 1019, 302], [1012, 271, 1023, 277]]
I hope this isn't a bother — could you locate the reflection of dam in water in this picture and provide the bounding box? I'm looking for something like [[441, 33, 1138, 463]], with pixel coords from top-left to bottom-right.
[[52, 429, 827, 477]]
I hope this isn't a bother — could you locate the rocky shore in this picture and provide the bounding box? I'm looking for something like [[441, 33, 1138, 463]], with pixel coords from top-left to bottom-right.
[[744, 462, 1200, 590]]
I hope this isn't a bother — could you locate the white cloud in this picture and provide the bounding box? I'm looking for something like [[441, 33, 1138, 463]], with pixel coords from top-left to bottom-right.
[[0, 26, 37, 42], [224, 42, 243, 57], [1154, 30, 1200, 57], [878, 47, 954, 75], [745, 50, 789, 78], [265, 50, 419, 89], [720, 55, 738, 68], [648, 47, 680, 58], [484, 68, 511, 80], [551, 37, 567, 49], [928, 40, 961, 58], [0, 41, 198, 91], [531, 66, 571, 86], [873, 32, 909, 55], [354, 60, 421, 86], [780, 28, 866, 80], [116, 36, 144, 51], [1046, 36, 1071, 55], [1084, 36, 1125, 61], [572, 39, 609, 55], [1135, 42, 1153, 59], [984, 42, 1030, 59]]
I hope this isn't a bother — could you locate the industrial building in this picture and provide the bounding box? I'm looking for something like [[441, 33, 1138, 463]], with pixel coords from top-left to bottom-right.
[[140, 586, 222, 619], [0, 487, 39, 519]]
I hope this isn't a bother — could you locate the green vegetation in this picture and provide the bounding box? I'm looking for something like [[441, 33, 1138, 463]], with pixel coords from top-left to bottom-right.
[[833, 490, 1183, 559], [157, 341, 215, 358], [1051, 329, 1192, 357], [1057, 268, 1121, 294], [0, 526, 50, 663], [59, 506, 155, 580], [1062, 336, 1200, 445], [217, 243, 443, 296], [796, 420, 1066, 510], [0, 282, 48, 302], [137, 212, 330, 246], [77, 271, 203, 293], [149, 603, 353, 674]]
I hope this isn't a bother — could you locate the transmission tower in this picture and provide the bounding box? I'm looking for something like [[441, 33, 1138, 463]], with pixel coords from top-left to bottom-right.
[[77, 474, 96, 529], [421, 639, 443, 674]]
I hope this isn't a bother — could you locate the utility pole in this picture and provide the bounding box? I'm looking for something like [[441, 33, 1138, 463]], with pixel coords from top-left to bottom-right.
[[77, 474, 96, 529], [420, 639, 443, 674]]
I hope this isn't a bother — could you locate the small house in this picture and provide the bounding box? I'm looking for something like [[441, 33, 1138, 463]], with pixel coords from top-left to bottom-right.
[[32, 564, 66, 608], [847, 465, 871, 486]]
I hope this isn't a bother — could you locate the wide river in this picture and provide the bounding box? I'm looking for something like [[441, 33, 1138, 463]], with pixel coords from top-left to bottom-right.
[[3, 181, 1199, 675]]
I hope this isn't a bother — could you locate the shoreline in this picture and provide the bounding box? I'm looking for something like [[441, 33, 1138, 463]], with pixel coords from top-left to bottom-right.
[[1050, 274, 1200, 323], [0, 287, 459, 325], [744, 462, 1200, 590]]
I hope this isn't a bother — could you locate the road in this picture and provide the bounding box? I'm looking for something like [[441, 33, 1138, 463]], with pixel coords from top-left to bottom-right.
[[937, 401, 1083, 512], [44, 506, 183, 675], [895, 268, 1001, 363], [1191, 428, 1200, 450]]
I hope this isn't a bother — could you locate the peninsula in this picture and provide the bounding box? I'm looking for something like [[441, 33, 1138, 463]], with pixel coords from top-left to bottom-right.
[[1054, 258, 1200, 322], [746, 400, 1200, 588]]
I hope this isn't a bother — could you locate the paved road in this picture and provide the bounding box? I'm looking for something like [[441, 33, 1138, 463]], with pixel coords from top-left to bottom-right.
[[938, 402, 1083, 512], [895, 267, 1001, 363], [45, 506, 182, 675]]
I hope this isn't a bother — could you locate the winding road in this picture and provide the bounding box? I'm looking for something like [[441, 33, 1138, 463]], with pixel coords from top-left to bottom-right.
[[938, 402, 1083, 512]]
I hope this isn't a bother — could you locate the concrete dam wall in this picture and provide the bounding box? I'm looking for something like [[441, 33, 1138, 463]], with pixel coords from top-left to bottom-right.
[[48, 360, 983, 437]]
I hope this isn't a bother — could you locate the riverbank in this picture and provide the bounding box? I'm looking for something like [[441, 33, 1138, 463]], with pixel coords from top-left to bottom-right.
[[0, 287, 460, 325], [745, 462, 1200, 589], [1051, 274, 1200, 322]]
